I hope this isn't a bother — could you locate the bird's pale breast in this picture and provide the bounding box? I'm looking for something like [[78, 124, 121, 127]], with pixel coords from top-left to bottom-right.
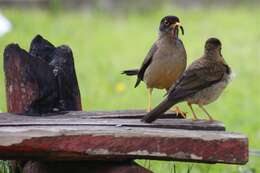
[[144, 39, 186, 89], [187, 73, 231, 105]]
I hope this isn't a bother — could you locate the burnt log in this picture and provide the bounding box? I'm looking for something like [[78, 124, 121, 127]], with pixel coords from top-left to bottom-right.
[[4, 35, 81, 116]]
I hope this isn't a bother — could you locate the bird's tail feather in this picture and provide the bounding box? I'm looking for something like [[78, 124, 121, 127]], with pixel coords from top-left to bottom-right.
[[134, 78, 142, 88], [121, 69, 139, 76], [142, 98, 178, 123]]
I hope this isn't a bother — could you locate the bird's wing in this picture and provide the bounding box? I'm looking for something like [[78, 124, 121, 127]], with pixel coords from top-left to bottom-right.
[[167, 58, 228, 100], [134, 43, 158, 87]]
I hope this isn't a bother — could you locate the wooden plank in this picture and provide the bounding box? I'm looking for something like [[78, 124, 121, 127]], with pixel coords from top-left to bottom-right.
[[0, 111, 248, 164], [0, 111, 225, 131], [0, 125, 248, 164], [84, 110, 182, 119]]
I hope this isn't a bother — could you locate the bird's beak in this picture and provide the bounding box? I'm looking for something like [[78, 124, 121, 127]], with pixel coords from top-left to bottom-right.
[[171, 22, 184, 35]]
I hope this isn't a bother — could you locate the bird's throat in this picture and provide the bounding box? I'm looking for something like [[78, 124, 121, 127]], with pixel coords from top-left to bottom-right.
[[172, 27, 179, 39]]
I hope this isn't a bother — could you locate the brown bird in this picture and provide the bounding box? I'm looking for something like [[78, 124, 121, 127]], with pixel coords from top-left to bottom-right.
[[142, 38, 232, 123], [122, 16, 187, 114]]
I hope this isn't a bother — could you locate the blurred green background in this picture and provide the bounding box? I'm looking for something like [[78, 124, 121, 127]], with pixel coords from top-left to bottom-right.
[[0, 0, 259, 172]]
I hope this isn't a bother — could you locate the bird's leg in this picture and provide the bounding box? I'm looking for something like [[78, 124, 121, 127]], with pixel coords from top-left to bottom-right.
[[187, 103, 198, 120], [147, 88, 153, 112], [198, 105, 214, 121], [171, 106, 186, 118]]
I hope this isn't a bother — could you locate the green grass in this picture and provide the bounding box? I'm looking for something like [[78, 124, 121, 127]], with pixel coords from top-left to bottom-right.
[[0, 5, 260, 173], [0, 161, 11, 173]]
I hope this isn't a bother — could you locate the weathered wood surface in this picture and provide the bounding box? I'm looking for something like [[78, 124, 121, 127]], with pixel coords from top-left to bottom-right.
[[0, 111, 248, 164], [0, 110, 225, 131]]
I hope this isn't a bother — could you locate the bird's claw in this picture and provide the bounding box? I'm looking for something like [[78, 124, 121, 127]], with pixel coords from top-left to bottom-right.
[[171, 106, 187, 118]]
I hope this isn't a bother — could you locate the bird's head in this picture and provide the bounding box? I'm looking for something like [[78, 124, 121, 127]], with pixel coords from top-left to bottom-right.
[[204, 37, 222, 56], [159, 16, 184, 38]]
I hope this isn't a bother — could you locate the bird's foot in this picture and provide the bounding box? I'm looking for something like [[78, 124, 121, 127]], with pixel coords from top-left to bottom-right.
[[171, 106, 186, 118], [207, 117, 214, 122], [192, 117, 198, 121], [146, 103, 152, 112], [146, 107, 152, 112]]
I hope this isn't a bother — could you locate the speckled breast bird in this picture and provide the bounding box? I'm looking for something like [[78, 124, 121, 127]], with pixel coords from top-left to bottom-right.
[[122, 16, 187, 113], [142, 38, 232, 123]]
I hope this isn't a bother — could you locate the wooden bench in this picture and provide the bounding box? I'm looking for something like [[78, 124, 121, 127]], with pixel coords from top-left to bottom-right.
[[0, 110, 248, 163], [0, 35, 248, 173]]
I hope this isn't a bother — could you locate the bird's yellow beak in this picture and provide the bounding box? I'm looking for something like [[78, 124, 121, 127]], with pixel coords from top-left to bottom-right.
[[170, 22, 184, 35], [170, 22, 182, 28], [175, 22, 182, 27]]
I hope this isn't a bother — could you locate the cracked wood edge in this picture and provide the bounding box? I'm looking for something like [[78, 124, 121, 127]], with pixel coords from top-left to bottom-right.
[[0, 125, 248, 164]]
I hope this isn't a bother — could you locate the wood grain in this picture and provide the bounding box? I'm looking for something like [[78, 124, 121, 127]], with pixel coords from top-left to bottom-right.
[[0, 110, 225, 131]]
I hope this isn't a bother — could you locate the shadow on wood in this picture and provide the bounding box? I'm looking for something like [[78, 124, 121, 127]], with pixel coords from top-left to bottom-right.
[[22, 161, 152, 173]]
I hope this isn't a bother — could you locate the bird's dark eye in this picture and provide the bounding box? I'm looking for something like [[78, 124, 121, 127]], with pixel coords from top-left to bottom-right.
[[164, 20, 169, 26]]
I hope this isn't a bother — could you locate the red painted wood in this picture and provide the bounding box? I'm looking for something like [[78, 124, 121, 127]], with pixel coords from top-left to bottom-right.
[[0, 124, 248, 164], [2, 135, 247, 164]]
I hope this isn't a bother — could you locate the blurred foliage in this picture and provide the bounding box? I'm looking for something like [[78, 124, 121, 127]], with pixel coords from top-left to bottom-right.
[[49, 0, 62, 14], [0, 161, 11, 173], [0, 3, 259, 173]]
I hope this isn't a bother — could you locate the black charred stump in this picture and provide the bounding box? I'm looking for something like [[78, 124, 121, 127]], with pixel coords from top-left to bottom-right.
[[4, 35, 81, 116]]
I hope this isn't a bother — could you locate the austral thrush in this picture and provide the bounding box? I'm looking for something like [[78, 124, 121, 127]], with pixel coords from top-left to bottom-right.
[[122, 16, 187, 114], [142, 38, 232, 123]]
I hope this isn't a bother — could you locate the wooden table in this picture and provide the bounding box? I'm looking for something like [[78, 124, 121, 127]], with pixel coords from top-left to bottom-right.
[[0, 110, 248, 165]]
